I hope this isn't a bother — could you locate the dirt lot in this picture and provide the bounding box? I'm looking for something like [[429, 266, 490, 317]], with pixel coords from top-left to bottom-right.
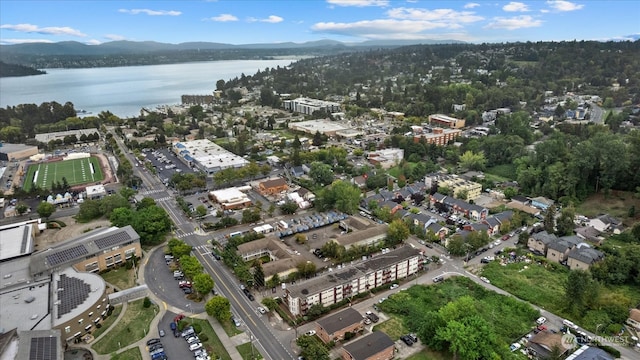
[[34, 216, 111, 251]]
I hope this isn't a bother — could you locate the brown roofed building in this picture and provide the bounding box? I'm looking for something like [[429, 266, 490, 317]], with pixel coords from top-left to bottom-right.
[[332, 224, 388, 250], [257, 177, 289, 196], [316, 308, 363, 343], [627, 308, 640, 331], [526, 331, 569, 359], [342, 331, 395, 360], [236, 236, 301, 281]]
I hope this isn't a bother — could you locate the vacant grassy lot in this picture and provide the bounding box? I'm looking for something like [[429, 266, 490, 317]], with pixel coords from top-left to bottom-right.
[[101, 267, 136, 290], [372, 316, 408, 341], [184, 318, 232, 360], [24, 156, 104, 191], [236, 342, 263, 360], [91, 304, 122, 340], [485, 164, 517, 181], [110, 347, 142, 360], [576, 190, 640, 226], [406, 348, 454, 360], [92, 299, 158, 354], [481, 261, 568, 315]]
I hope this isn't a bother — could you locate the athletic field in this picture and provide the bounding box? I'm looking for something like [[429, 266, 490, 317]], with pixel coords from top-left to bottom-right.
[[23, 157, 104, 191]]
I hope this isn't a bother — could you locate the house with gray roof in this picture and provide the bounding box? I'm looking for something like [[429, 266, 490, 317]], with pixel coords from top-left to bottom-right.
[[527, 231, 557, 255], [342, 331, 395, 360], [567, 246, 605, 270], [316, 308, 363, 344]]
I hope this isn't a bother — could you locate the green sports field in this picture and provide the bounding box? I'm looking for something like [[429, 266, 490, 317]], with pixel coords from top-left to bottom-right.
[[23, 157, 104, 191]]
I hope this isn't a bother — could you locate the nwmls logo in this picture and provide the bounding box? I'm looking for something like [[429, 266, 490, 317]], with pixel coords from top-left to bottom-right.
[[561, 333, 577, 349]]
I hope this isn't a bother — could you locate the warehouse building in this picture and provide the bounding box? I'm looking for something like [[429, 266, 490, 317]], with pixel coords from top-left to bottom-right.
[[0, 143, 39, 161]]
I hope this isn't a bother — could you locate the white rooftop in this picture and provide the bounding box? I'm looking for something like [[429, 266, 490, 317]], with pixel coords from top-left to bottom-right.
[[0, 221, 35, 261], [210, 187, 249, 204]]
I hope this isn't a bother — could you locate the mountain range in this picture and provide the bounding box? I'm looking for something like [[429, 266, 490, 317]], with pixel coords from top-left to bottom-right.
[[0, 39, 464, 56]]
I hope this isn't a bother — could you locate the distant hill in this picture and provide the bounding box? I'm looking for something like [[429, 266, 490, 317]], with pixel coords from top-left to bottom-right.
[[0, 38, 464, 56]]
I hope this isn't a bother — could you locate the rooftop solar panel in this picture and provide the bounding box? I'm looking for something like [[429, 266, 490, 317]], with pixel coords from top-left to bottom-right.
[[94, 230, 131, 249], [45, 245, 88, 266], [57, 275, 91, 318], [29, 336, 57, 360]]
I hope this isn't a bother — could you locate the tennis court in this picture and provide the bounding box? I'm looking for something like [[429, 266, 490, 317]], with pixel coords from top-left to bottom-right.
[[23, 157, 104, 191]]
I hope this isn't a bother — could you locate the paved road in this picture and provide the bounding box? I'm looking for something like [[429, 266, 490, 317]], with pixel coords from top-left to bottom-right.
[[590, 103, 604, 124]]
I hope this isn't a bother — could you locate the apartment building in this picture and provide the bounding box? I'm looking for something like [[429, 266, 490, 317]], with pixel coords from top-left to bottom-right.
[[413, 128, 461, 146], [428, 114, 466, 129], [283, 97, 341, 116]]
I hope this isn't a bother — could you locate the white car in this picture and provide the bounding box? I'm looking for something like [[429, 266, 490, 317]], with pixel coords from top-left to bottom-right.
[[305, 330, 316, 336], [480, 277, 490, 284], [189, 342, 203, 351], [257, 307, 267, 314], [536, 317, 547, 325], [390, 283, 399, 290]]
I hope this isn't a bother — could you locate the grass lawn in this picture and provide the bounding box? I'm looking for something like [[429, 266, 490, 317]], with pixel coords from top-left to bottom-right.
[[23, 156, 104, 191], [481, 261, 568, 315], [236, 342, 263, 360], [183, 318, 232, 360], [372, 316, 408, 341], [110, 347, 142, 360], [91, 304, 122, 340], [101, 267, 136, 290], [406, 348, 454, 360], [485, 164, 517, 181], [576, 190, 640, 226], [92, 299, 158, 354], [220, 318, 243, 337], [388, 162, 418, 179]]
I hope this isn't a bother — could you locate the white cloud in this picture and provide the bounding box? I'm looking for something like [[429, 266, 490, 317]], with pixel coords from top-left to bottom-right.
[[326, 0, 389, 7], [118, 9, 181, 16], [0, 23, 87, 37], [546, 1, 584, 12], [503, 2, 530, 12], [464, 3, 480, 9], [208, 14, 239, 22], [485, 15, 542, 30], [313, 19, 452, 36], [0, 38, 54, 45], [86, 39, 102, 45], [104, 34, 127, 41], [247, 15, 284, 23], [387, 7, 484, 24]]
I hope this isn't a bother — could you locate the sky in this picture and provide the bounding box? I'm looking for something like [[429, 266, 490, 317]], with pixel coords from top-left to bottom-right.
[[0, 0, 638, 46]]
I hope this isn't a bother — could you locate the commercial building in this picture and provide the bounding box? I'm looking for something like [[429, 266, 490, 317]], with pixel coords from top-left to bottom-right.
[[342, 331, 395, 360], [288, 119, 349, 137], [0, 143, 39, 161], [173, 139, 249, 175], [209, 187, 252, 210], [283, 97, 341, 116], [257, 177, 289, 196], [367, 148, 404, 169], [425, 174, 482, 201], [85, 184, 107, 200], [285, 246, 423, 316], [236, 237, 302, 281], [428, 114, 466, 128], [331, 224, 388, 250], [413, 128, 461, 146]]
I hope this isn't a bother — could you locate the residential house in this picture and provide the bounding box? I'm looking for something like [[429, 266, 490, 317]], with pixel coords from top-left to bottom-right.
[[463, 223, 491, 237], [424, 174, 482, 201], [405, 213, 434, 231], [526, 331, 570, 359], [511, 195, 530, 206], [531, 196, 554, 211], [352, 175, 367, 189], [290, 166, 305, 177], [341, 331, 395, 360], [483, 216, 501, 235], [574, 226, 604, 246], [257, 177, 289, 196], [296, 187, 316, 202], [567, 247, 605, 271], [589, 215, 623, 234], [426, 222, 449, 240], [527, 231, 556, 255], [316, 308, 364, 344], [429, 193, 488, 221], [626, 309, 640, 331], [565, 345, 615, 360], [546, 236, 581, 263], [379, 200, 403, 215]]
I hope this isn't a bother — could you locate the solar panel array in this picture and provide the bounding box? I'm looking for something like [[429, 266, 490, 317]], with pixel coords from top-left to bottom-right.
[[94, 230, 131, 249], [46, 245, 88, 266], [57, 274, 90, 318], [29, 336, 57, 360], [20, 227, 30, 253]]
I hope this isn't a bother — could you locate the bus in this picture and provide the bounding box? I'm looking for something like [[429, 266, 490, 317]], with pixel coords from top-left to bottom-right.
[[228, 231, 243, 238]]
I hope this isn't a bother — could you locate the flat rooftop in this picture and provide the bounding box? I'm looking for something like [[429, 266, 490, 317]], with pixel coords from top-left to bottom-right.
[[0, 273, 51, 332], [0, 143, 37, 154], [0, 222, 34, 261], [290, 120, 349, 133]]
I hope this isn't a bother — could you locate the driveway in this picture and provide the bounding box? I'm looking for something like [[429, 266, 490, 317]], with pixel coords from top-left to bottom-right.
[[143, 248, 205, 313]]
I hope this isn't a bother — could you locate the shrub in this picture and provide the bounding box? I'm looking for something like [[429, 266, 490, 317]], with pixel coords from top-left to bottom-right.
[[192, 322, 202, 334], [125, 260, 133, 270], [143, 297, 151, 308], [344, 331, 354, 341], [198, 333, 208, 342]]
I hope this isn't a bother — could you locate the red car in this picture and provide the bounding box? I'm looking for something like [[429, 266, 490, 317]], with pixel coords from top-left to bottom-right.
[[178, 281, 192, 288], [501, 234, 510, 241]]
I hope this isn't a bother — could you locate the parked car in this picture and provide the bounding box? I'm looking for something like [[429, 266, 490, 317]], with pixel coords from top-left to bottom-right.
[[365, 311, 379, 323], [401, 335, 414, 346], [159, 329, 165, 337], [305, 330, 316, 336], [183, 287, 193, 294], [189, 342, 203, 351], [257, 307, 267, 314], [390, 283, 399, 290], [146, 338, 161, 346], [536, 317, 547, 325], [432, 276, 444, 283], [480, 277, 490, 284]]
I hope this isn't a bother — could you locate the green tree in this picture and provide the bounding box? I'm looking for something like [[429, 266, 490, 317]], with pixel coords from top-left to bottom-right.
[[241, 207, 261, 224], [280, 201, 299, 215], [15, 203, 29, 216], [37, 201, 56, 219], [179, 256, 204, 280], [309, 161, 334, 186], [564, 270, 599, 317], [544, 205, 557, 234], [386, 219, 410, 245], [253, 261, 265, 288], [167, 238, 193, 259], [205, 296, 231, 322], [193, 273, 214, 296], [556, 205, 575, 236], [195, 205, 207, 218], [458, 150, 486, 171], [296, 335, 330, 360]]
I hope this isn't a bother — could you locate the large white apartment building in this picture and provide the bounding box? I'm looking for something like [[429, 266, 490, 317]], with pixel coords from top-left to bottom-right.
[[283, 97, 341, 116]]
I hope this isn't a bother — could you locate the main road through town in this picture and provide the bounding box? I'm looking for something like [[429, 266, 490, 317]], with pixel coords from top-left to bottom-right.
[[110, 130, 296, 360]]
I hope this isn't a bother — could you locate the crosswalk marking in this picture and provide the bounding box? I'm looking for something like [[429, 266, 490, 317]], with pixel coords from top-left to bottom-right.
[[140, 189, 165, 195], [176, 232, 195, 239]]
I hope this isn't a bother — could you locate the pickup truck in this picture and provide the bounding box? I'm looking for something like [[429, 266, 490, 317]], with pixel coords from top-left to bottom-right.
[[365, 311, 379, 323]]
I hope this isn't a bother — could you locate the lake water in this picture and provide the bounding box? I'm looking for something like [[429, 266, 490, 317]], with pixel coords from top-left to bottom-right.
[[0, 59, 297, 118]]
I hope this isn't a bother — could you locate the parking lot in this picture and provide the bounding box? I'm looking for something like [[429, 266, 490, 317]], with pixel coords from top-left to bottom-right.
[[141, 148, 197, 184], [154, 311, 200, 360]]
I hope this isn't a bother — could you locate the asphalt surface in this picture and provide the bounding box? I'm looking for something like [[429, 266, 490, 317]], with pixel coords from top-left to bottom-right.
[[152, 311, 196, 360]]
